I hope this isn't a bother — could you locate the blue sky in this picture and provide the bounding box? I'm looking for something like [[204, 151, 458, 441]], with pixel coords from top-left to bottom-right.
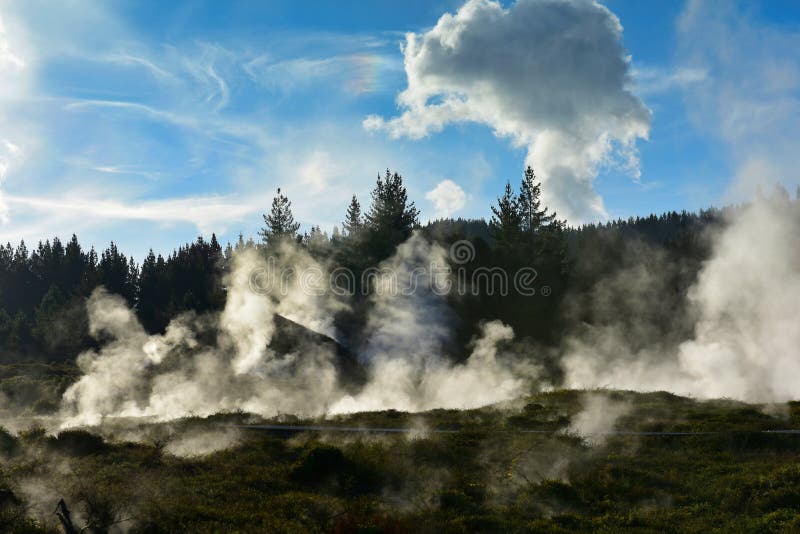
[[1, 0, 799, 259]]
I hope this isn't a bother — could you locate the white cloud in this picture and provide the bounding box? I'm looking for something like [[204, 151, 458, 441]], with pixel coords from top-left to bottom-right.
[[425, 179, 467, 219], [245, 55, 345, 91], [244, 52, 401, 95], [0, 140, 23, 224], [294, 150, 337, 193], [365, 0, 651, 222], [0, 11, 31, 224], [0, 15, 24, 72], [0, 139, 20, 178], [179, 44, 232, 112], [100, 53, 177, 81], [0, 0, 499, 256], [5, 193, 260, 235], [632, 66, 708, 95], [89, 165, 163, 180]]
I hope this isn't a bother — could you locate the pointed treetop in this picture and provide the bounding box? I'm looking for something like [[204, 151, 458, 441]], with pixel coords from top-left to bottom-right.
[[343, 195, 363, 236], [259, 188, 301, 246], [518, 165, 560, 232]]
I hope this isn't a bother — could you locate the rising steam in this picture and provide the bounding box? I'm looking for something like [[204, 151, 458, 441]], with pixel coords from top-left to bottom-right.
[[60, 234, 532, 427], [56, 197, 800, 427], [563, 198, 800, 402]]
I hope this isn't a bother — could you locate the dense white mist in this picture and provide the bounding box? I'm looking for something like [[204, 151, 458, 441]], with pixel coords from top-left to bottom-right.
[[221, 249, 277, 375], [60, 233, 535, 427], [55, 197, 800, 427], [563, 199, 800, 402], [60, 246, 343, 427], [328, 235, 537, 413]]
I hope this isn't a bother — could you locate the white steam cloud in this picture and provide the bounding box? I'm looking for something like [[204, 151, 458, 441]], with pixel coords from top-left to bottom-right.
[[563, 198, 800, 402], [60, 246, 343, 427], [331, 236, 534, 412], [568, 393, 632, 445], [60, 233, 535, 427], [53, 200, 800, 425], [365, 0, 651, 222]]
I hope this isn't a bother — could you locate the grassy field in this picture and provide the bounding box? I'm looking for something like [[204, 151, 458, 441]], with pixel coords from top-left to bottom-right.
[[2, 388, 800, 532]]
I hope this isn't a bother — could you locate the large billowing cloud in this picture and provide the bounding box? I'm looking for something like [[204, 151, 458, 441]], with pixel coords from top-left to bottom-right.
[[365, 0, 651, 222]]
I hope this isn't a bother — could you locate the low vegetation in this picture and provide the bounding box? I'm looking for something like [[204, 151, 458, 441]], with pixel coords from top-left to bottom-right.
[[2, 389, 800, 532]]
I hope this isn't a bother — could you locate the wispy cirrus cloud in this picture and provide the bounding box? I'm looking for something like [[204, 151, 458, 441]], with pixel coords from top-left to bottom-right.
[[677, 0, 800, 200], [6, 193, 261, 234], [0, 0, 497, 258], [86, 53, 178, 82], [244, 52, 401, 95], [0, 15, 24, 72], [632, 66, 708, 96]]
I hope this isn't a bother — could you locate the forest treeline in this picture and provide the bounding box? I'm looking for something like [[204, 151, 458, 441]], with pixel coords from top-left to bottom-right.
[[0, 168, 797, 363]]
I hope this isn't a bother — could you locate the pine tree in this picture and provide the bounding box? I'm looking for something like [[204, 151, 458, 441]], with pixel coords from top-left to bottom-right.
[[210, 233, 222, 259], [365, 170, 419, 233], [518, 166, 558, 233], [99, 242, 137, 305], [64, 234, 85, 292], [307, 225, 329, 256], [259, 188, 301, 247], [489, 181, 522, 247], [363, 169, 420, 260], [137, 249, 161, 331], [343, 195, 363, 236], [235, 233, 246, 252], [13, 240, 27, 265]]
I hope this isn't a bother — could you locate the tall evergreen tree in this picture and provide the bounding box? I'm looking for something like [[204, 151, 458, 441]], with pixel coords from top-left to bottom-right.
[[235, 233, 246, 252], [63, 234, 86, 292], [364, 169, 419, 260], [489, 181, 522, 248], [259, 188, 301, 247], [518, 166, 558, 233], [305, 225, 330, 257], [99, 242, 137, 305], [137, 249, 164, 331], [343, 195, 363, 236]]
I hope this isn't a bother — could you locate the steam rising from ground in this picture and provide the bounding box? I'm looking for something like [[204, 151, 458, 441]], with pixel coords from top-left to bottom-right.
[[164, 427, 242, 458], [563, 199, 800, 402], [60, 234, 533, 427], [54, 198, 800, 427], [568, 393, 632, 445], [331, 237, 535, 413]]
